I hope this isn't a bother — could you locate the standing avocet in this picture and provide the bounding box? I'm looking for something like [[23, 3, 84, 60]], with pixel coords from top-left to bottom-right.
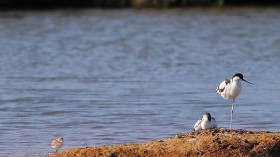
[[193, 112, 218, 131], [216, 73, 253, 129]]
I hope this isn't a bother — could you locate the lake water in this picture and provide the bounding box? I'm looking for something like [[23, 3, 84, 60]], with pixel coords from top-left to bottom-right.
[[0, 8, 279, 156]]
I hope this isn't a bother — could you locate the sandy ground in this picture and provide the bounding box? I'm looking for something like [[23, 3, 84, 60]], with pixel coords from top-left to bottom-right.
[[50, 129, 280, 157]]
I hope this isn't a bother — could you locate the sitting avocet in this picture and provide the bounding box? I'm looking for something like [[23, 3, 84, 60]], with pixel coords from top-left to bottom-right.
[[193, 112, 218, 131]]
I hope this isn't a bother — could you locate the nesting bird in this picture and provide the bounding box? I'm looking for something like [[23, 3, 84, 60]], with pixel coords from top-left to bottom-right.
[[216, 73, 253, 129], [51, 137, 64, 153], [193, 112, 218, 131]]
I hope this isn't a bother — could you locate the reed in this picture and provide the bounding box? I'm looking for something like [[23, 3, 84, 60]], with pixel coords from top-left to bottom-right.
[[6, 0, 280, 9], [131, 0, 224, 8], [132, 0, 170, 8]]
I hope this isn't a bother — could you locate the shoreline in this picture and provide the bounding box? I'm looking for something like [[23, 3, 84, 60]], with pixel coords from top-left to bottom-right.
[[50, 129, 280, 157]]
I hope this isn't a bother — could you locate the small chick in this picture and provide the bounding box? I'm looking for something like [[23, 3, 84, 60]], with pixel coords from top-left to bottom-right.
[[51, 137, 64, 153]]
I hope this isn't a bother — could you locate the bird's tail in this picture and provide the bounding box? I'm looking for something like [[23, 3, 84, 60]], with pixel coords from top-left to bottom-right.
[[216, 86, 220, 94]]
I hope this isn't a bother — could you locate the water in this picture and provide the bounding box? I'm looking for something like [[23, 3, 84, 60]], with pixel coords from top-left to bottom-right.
[[0, 8, 279, 156]]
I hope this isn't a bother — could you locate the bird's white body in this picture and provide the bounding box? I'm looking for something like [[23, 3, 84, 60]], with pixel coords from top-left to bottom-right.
[[216, 76, 242, 100], [193, 119, 202, 131], [51, 137, 64, 152], [194, 113, 218, 131]]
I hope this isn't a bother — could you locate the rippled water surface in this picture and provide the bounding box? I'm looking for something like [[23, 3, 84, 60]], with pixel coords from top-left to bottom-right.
[[0, 8, 280, 156]]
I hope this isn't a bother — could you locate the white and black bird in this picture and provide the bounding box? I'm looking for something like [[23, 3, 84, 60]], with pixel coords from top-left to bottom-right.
[[193, 112, 218, 131], [216, 73, 253, 129], [51, 137, 64, 153]]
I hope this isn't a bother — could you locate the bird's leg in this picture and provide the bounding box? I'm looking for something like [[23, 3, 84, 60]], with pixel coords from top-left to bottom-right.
[[230, 99, 235, 129], [56, 149, 58, 153]]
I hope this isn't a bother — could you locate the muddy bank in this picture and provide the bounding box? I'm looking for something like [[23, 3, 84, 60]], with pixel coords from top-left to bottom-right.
[[50, 129, 280, 157]]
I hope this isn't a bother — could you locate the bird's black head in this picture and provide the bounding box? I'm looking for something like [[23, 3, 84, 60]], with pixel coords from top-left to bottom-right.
[[232, 73, 253, 84], [204, 112, 211, 121], [232, 73, 243, 79]]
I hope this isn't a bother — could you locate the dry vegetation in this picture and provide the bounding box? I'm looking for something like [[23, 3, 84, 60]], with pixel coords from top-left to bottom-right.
[[50, 129, 280, 157]]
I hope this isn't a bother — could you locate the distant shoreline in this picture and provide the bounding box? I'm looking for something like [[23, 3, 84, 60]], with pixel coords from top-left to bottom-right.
[[1, 0, 280, 10]]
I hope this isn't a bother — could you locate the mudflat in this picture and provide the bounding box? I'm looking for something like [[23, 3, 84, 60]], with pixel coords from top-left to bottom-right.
[[50, 129, 280, 157]]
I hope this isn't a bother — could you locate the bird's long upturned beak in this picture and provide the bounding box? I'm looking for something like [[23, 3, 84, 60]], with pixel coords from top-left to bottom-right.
[[242, 78, 254, 84]]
